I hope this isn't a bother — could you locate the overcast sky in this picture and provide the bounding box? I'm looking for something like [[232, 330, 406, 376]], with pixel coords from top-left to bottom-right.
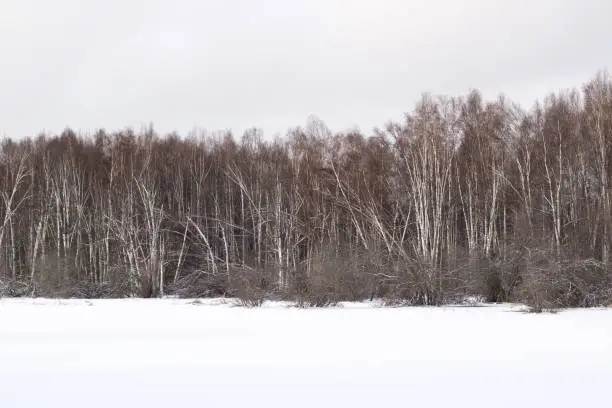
[[1, 0, 611, 138]]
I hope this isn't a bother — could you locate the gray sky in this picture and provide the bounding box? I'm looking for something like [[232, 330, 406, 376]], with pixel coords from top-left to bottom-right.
[[1, 0, 611, 139]]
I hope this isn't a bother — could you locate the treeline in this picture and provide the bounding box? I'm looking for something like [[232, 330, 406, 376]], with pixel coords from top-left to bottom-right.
[[1, 72, 612, 309]]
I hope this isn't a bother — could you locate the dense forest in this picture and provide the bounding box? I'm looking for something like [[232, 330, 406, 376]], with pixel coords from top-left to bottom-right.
[[1, 72, 611, 309]]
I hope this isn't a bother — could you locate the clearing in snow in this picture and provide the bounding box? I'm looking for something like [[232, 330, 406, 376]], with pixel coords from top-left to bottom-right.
[[0, 298, 610, 407]]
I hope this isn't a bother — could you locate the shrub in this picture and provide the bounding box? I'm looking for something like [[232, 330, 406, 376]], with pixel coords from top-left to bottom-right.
[[514, 251, 611, 310], [230, 265, 270, 308]]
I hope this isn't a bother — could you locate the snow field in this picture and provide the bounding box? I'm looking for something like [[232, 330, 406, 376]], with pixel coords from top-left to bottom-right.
[[0, 299, 610, 407]]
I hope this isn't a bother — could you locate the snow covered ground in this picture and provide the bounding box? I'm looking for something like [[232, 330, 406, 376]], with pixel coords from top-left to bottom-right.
[[0, 298, 610, 408]]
